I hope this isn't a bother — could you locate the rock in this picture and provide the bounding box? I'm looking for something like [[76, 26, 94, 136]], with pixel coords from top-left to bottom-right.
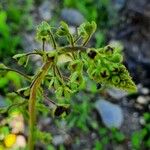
[[22, 33, 52, 52], [38, 0, 52, 20], [127, 0, 150, 18], [136, 96, 149, 104], [112, 0, 125, 10], [121, 110, 140, 136], [107, 88, 128, 100], [95, 99, 123, 128], [52, 134, 71, 146], [61, 9, 85, 26], [139, 117, 145, 125], [0, 95, 6, 107], [137, 84, 149, 95], [140, 87, 149, 95]]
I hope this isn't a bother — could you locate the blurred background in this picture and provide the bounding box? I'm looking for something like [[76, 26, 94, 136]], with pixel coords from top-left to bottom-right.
[[0, 0, 150, 149]]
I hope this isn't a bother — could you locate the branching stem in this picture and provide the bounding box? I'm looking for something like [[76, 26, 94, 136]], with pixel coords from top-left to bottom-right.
[[28, 60, 52, 150]]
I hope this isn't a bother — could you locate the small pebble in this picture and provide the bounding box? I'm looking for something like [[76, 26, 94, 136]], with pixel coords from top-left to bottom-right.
[[139, 117, 145, 125], [136, 96, 147, 104], [141, 87, 149, 95]]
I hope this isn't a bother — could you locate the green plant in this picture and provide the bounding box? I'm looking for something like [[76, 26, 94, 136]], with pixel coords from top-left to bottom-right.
[[62, 0, 118, 48], [93, 127, 125, 150], [0, 0, 33, 62], [131, 113, 150, 150], [0, 21, 136, 149]]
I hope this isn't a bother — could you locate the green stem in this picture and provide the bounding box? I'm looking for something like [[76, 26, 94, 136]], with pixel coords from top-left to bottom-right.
[[59, 46, 87, 53], [42, 39, 45, 51], [73, 35, 81, 44], [48, 31, 57, 49], [68, 34, 74, 47], [28, 60, 52, 150], [82, 35, 91, 46]]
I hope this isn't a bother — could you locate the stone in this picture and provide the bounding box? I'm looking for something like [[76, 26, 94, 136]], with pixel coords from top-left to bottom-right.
[[107, 88, 128, 100], [136, 96, 149, 104], [61, 8, 85, 26], [112, 0, 125, 10], [38, 0, 52, 20], [52, 134, 70, 146], [95, 99, 123, 128], [0, 95, 6, 107]]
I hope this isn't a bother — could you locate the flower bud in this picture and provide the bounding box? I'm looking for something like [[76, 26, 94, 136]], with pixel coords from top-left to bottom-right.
[[112, 76, 120, 84]]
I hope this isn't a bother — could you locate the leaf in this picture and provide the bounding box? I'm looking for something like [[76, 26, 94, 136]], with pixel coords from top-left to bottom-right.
[[57, 54, 73, 65], [16, 87, 30, 99], [78, 21, 97, 44], [13, 53, 29, 67], [0, 63, 8, 70], [56, 21, 70, 36], [13, 53, 26, 59], [35, 128, 52, 144]]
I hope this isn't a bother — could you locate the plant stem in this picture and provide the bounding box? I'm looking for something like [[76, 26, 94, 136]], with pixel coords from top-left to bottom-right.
[[42, 39, 45, 51], [82, 35, 91, 46], [48, 31, 57, 49], [68, 34, 74, 47], [59, 46, 87, 53], [28, 60, 52, 150]]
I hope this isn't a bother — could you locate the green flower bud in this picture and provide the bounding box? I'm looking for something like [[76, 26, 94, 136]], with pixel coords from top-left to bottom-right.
[[87, 49, 97, 59], [103, 45, 114, 55], [112, 53, 123, 63], [36, 21, 51, 42], [112, 76, 120, 85], [100, 67, 110, 78]]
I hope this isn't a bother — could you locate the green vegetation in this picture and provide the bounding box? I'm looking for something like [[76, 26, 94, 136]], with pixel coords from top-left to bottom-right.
[[131, 113, 150, 150], [62, 0, 118, 48], [0, 20, 136, 149], [0, 1, 148, 150], [0, 0, 33, 62]]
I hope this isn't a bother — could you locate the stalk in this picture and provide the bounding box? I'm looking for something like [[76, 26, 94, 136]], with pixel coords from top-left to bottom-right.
[[28, 60, 52, 150]]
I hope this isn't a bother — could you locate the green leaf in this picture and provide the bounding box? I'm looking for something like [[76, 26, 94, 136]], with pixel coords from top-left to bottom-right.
[[131, 132, 142, 149], [16, 87, 30, 99], [57, 53, 73, 65], [13, 53, 29, 67], [78, 21, 97, 45], [13, 53, 26, 59], [56, 21, 70, 36], [35, 128, 52, 144], [0, 63, 8, 70]]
